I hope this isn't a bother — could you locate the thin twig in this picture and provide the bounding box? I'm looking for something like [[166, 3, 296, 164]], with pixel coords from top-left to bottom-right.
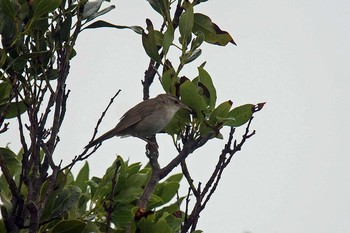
[[105, 160, 121, 233], [60, 90, 121, 172]]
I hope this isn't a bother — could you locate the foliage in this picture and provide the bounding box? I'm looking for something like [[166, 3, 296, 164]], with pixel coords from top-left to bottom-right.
[[0, 0, 264, 232], [0, 153, 184, 232]]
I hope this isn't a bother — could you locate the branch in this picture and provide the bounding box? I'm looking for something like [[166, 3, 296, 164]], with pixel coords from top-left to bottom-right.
[[182, 117, 257, 232], [89, 90, 121, 145], [136, 139, 160, 212], [105, 160, 121, 233], [181, 161, 199, 197], [159, 133, 211, 179], [60, 90, 121, 172]]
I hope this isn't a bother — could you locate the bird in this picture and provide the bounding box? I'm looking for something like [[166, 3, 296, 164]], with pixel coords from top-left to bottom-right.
[[85, 93, 190, 149]]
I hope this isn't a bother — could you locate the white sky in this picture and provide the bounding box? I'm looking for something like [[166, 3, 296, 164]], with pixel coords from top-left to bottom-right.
[[2, 0, 350, 232]]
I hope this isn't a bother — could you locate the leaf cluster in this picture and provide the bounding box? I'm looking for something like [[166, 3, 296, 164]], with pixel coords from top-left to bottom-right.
[[0, 152, 184, 232]]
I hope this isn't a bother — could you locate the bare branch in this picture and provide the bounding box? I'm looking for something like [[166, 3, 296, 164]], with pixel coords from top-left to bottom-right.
[[61, 90, 121, 172]]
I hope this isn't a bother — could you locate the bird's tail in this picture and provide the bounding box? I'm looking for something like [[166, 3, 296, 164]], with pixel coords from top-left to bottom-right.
[[85, 128, 117, 149]]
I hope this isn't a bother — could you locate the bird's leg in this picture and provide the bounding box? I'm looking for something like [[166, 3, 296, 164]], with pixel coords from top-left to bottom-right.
[[140, 136, 159, 149]]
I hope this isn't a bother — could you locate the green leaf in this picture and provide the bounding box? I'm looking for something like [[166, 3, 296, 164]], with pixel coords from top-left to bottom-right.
[[196, 67, 217, 109], [155, 182, 179, 204], [75, 162, 89, 193], [154, 219, 172, 233], [112, 206, 134, 228], [137, 216, 157, 232], [165, 173, 183, 183], [147, 194, 164, 210], [60, 13, 72, 42], [0, 101, 27, 119], [193, 13, 236, 46], [191, 31, 204, 50], [51, 220, 86, 233], [60, 186, 82, 212], [82, 222, 102, 233], [117, 172, 148, 204], [83, 20, 143, 34], [163, 24, 174, 55], [0, 81, 11, 104], [83, 5, 116, 23], [142, 19, 162, 63], [164, 107, 190, 135], [179, 2, 194, 43], [208, 100, 232, 125], [185, 49, 201, 64], [0, 220, 6, 233], [154, 30, 164, 47], [161, 68, 175, 93], [32, 0, 62, 18], [225, 104, 254, 127], [0, 147, 21, 177], [125, 162, 142, 177], [147, 0, 162, 15], [0, 0, 16, 19], [146, 0, 170, 18], [180, 80, 207, 121]]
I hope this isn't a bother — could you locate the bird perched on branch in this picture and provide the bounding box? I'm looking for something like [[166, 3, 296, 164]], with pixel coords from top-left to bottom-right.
[[85, 93, 190, 149]]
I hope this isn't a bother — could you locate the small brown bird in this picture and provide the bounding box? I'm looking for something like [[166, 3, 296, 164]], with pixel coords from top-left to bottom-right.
[[85, 93, 190, 149]]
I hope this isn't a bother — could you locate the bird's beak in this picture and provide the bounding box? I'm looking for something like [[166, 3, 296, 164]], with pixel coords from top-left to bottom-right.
[[179, 102, 191, 112]]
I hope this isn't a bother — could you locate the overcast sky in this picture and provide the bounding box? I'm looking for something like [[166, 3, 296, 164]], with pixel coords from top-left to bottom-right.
[[2, 0, 350, 232]]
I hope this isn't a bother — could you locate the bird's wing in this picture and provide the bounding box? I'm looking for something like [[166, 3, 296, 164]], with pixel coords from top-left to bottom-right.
[[113, 98, 158, 134]]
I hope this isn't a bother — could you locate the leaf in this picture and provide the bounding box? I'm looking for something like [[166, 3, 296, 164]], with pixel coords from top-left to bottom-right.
[[0, 101, 27, 119], [183, 49, 201, 64], [0, 147, 21, 177], [190, 31, 204, 50], [164, 107, 190, 135], [142, 19, 162, 63], [83, 5, 116, 23], [160, 68, 175, 93], [154, 30, 164, 47], [225, 104, 254, 127], [82, 0, 103, 19], [179, 2, 194, 43], [155, 182, 179, 204], [154, 219, 172, 233], [50, 185, 81, 219], [83, 20, 143, 34], [0, 81, 11, 104], [32, 0, 62, 18], [180, 80, 207, 121], [0, 0, 16, 19], [165, 173, 183, 183], [193, 13, 236, 46], [51, 220, 86, 233], [208, 100, 232, 125], [147, 0, 162, 15], [146, 0, 170, 18], [196, 67, 217, 109], [0, 220, 6, 233], [83, 222, 102, 233], [60, 13, 72, 42], [75, 162, 89, 193], [163, 24, 174, 55]]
